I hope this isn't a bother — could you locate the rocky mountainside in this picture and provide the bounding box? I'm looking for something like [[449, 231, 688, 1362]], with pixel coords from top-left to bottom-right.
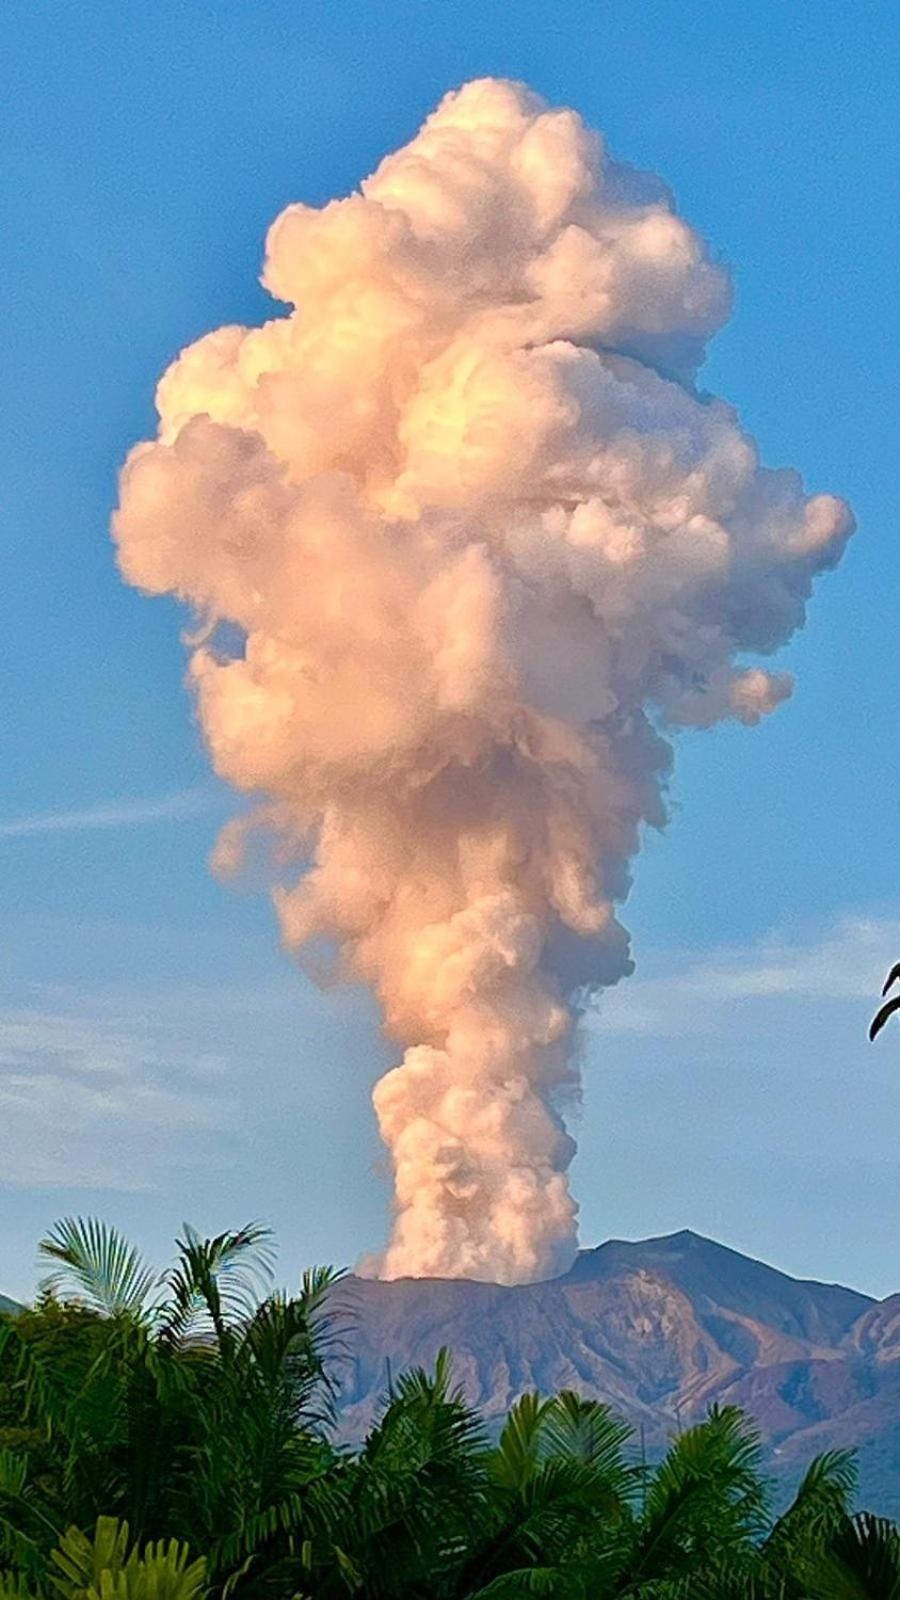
[[330, 1231, 900, 1514]]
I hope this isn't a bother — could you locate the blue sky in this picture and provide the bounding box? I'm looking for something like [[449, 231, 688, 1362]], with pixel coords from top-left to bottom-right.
[[2, 0, 898, 1300]]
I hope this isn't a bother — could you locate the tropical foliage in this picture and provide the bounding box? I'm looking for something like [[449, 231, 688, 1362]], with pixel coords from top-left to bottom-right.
[[1, 1219, 898, 1598]]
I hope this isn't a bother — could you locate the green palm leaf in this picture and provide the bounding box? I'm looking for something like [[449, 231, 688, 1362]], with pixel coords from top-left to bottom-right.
[[806, 1511, 900, 1598], [160, 1224, 275, 1347], [623, 1406, 768, 1590], [764, 1448, 858, 1579], [51, 1518, 206, 1600], [490, 1394, 555, 1493], [241, 1265, 343, 1426], [0, 1576, 39, 1600], [539, 1392, 634, 1496], [39, 1222, 157, 1321], [469, 1565, 587, 1597]]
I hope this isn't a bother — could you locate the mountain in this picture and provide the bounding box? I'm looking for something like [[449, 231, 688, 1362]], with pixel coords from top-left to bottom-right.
[[330, 1231, 900, 1514], [0, 1296, 22, 1315], [5, 1231, 900, 1508]]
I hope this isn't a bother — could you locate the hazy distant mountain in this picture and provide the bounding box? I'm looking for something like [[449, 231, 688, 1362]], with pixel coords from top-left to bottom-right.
[[0, 1295, 21, 1315], [331, 1231, 900, 1514]]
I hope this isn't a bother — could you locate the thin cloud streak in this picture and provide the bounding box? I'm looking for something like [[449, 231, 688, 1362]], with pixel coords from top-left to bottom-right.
[[0, 984, 237, 1191], [591, 914, 899, 1038], [0, 787, 216, 841]]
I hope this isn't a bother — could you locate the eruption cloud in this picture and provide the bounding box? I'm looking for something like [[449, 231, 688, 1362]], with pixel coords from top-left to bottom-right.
[[113, 80, 853, 1284]]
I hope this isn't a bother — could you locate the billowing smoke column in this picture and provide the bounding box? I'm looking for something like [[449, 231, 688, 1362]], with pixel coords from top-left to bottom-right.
[[113, 79, 853, 1284]]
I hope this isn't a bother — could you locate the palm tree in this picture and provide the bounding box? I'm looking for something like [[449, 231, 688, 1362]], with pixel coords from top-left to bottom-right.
[[0, 1219, 343, 1598]]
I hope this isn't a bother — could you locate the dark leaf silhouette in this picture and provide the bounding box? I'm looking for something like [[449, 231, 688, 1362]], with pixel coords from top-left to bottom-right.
[[870, 966, 900, 1040], [883, 963, 900, 997]]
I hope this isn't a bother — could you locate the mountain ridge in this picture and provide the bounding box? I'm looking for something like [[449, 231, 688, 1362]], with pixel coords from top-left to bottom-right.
[[328, 1230, 899, 1513], [6, 1232, 899, 1508]]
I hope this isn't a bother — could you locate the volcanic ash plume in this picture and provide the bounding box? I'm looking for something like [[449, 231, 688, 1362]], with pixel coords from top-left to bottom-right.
[[113, 79, 853, 1284]]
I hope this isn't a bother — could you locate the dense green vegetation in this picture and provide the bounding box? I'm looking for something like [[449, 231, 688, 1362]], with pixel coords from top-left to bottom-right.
[[2, 1221, 899, 1598]]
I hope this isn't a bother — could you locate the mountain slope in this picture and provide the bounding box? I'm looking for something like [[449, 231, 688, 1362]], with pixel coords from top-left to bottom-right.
[[331, 1232, 900, 1512], [5, 1233, 898, 1507]]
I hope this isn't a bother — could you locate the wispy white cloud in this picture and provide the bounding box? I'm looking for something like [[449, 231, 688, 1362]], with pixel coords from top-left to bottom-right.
[[0, 988, 236, 1191], [0, 787, 219, 842], [590, 914, 900, 1038]]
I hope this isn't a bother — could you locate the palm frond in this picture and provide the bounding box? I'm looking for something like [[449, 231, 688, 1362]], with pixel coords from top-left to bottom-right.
[[680, 1564, 786, 1599], [869, 993, 900, 1041], [345, 1353, 489, 1593], [490, 1394, 554, 1492], [882, 963, 900, 997], [242, 1269, 342, 1432], [0, 1575, 39, 1600], [51, 1518, 205, 1600], [365, 1347, 487, 1471], [539, 1392, 634, 1491], [469, 1565, 586, 1598], [160, 1223, 275, 1346], [51, 1516, 132, 1596], [764, 1448, 858, 1573], [0, 1444, 58, 1577], [463, 1393, 633, 1597], [810, 1510, 900, 1598], [0, 1456, 29, 1503], [38, 1222, 156, 1321], [625, 1406, 769, 1589], [122, 1539, 206, 1600]]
